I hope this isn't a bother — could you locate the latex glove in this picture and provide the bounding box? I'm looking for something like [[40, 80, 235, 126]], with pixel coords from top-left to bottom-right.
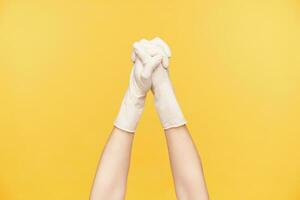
[[114, 41, 163, 133], [132, 38, 171, 69], [133, 38, 186, 129]]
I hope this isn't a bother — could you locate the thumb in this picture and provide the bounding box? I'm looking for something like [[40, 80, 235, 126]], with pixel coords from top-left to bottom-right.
[[133, 42, 151, 65], [141, 54, 162, 80]]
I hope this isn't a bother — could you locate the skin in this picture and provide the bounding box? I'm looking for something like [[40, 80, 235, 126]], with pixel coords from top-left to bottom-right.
[[90, 128, 134, 200], [90, 41, 208, 200], [90, 125, 209, 200], [165, 125, 209, 200]]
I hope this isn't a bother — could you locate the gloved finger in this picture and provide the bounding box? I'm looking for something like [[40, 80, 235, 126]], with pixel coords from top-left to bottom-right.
[[131, 51, 136, 62], [135, 39, 167, 72], [162, 55, 169, 69], [138, 39, 153, 58], [151, 37, 172, 57], [152, 37, 171, 57], [147, 44, 169, 69], [145, 43, 160, 56], [132, 39, 149, 63], [133, 57, 144, 79], [141, 54, 162, 80], [133, 42, 151, 65], [140, 39, 151, 46]]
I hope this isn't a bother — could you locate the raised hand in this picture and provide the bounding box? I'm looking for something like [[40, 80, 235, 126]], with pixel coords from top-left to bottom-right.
[[114, 40, 162, 133], [133, 38, 186, 129]]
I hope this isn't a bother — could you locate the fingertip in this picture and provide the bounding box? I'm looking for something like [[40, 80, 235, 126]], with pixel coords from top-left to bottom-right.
[[162, 57, 169, 68], [133, 41, 141, 51], [140, 39, 150, 46], [151, 37, 162, 43]]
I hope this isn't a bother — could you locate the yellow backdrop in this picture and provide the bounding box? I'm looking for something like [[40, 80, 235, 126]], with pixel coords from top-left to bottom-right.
[[1, 0, 300, 199]]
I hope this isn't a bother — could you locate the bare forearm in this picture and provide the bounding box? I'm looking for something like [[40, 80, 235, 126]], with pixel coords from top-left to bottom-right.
[[90, 128, 134, 200], [165, 125, 209, 200], [90, 38, 162, 199]]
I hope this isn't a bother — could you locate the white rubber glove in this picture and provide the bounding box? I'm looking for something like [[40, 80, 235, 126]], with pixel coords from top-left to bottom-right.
[[114, 41, 163, 133], [133, 38, 186, 130]]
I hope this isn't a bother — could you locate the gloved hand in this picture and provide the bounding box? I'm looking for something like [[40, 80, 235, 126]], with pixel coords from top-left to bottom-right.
[[132, 38, 186, 130], [114, 41, 163, 133]]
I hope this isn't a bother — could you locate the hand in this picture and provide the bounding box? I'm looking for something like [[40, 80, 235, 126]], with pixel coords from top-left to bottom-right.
[[133, 38, 186, 130], [131, 41, 163, 96], [114, 40, 162, 133]]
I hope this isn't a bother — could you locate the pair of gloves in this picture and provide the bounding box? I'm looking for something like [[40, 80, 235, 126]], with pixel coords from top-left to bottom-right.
[[114, 37, 186, 133]]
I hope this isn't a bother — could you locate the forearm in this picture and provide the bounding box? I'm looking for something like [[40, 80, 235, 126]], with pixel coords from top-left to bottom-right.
[[138, 38, 209, 199], [90, 128, 134, 200], [90, 40, 162, 199], [165, 125, 209, 200]]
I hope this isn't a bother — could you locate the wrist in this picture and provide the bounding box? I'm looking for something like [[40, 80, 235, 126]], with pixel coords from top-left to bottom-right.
[[153, 83, 186, 130], [114, 88, 146, 133]]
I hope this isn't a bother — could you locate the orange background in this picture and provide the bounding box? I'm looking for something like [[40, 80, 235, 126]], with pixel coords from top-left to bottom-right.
[[1, 0, 300, 199]]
